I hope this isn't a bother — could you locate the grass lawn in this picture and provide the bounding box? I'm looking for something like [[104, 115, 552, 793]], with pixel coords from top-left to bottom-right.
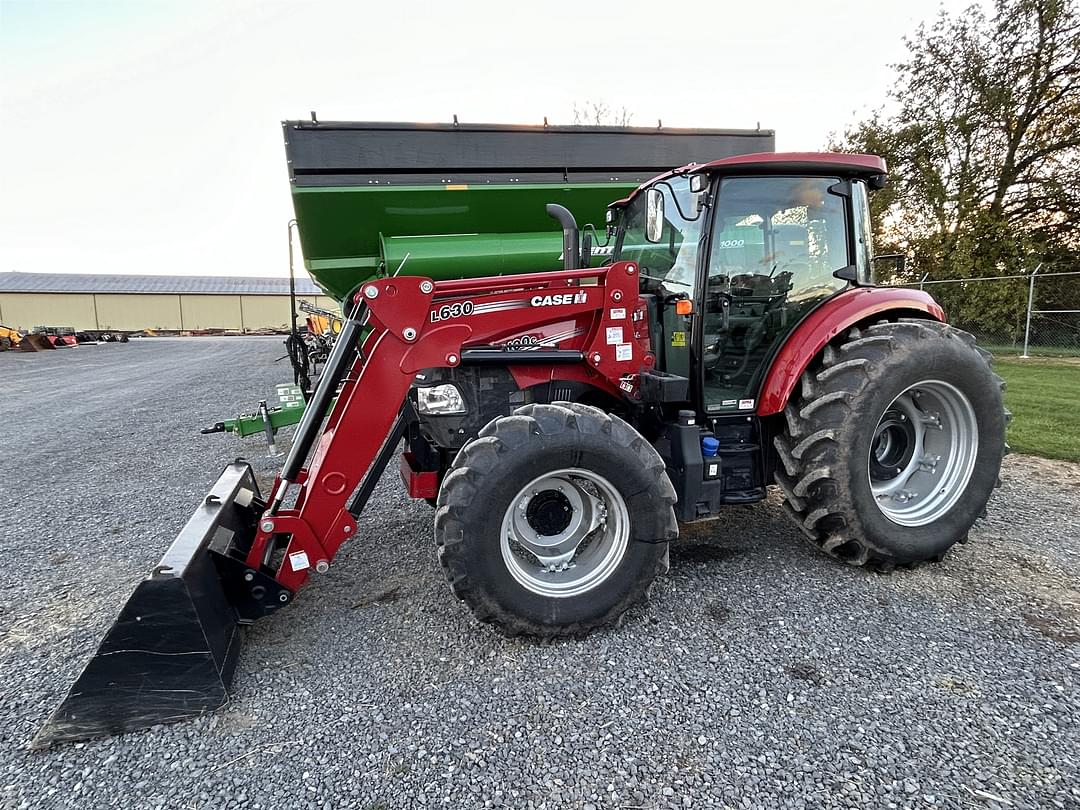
[[993, 356, 1080, 463]]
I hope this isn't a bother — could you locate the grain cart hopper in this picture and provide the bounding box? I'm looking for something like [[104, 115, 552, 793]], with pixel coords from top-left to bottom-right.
[[208, 119, 778, 440], [287, 119, 777, 300], [35, 148, 1008, 748]]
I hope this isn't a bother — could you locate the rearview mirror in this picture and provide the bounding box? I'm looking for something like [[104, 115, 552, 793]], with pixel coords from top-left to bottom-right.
[[688, 174, 709, 218], [872, 253, 907, 275], [645, 188, 664, 243]]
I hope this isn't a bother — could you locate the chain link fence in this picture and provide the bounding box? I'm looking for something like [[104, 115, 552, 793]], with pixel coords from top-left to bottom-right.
[[888, 269, 1080, 357]]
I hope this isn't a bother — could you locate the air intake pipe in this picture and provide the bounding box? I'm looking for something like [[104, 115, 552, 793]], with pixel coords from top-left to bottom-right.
[[546, 204, 579, 271]]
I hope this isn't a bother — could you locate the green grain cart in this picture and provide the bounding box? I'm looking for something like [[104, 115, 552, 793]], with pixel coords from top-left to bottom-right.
[[288, 118, 776, 299], [210, 118, 776, 440]]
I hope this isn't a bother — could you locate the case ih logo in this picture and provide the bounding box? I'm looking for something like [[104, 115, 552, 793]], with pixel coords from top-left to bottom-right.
[[530, 291, 588, 307]]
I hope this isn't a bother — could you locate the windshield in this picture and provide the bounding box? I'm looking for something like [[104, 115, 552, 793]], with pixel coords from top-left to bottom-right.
[[613, 176, 703, 295]]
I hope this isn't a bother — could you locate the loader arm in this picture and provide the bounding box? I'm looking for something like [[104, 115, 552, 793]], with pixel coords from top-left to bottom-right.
[[33, 261, 650, 747], [248, 261, 651, 593]]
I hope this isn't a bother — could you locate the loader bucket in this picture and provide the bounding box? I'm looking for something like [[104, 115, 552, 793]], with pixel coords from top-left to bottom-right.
[[31, 462, 283, 748], [19, 334, 53, 351]]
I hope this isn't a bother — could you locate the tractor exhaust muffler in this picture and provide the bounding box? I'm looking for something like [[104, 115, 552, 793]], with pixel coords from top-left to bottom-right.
[[546, 204, 580, 271], [31, 462, 287, 748]]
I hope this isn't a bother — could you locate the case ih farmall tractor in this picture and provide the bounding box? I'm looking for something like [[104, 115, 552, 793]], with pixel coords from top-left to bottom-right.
[[35, 147, 1006, 747]]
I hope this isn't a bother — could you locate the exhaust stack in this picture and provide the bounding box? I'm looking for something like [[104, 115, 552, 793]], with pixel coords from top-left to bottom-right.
[[546, 204, 580, 271]]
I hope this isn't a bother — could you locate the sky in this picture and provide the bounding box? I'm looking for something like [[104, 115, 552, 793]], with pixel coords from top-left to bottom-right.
[[0, 0, 978, 278]]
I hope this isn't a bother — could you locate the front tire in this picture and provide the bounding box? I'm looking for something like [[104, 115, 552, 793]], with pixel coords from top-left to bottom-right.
[[774, 320, 1007, 569], [434, 403, 676, 637]]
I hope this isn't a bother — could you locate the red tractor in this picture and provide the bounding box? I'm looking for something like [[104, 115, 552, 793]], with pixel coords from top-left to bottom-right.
[[36, 152, 1007, 746]]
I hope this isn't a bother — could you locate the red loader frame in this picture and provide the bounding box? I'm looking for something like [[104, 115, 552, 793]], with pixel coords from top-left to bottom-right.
[[252, 261, 651, 593]]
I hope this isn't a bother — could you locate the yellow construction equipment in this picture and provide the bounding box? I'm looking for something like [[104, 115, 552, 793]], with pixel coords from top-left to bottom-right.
[[0, 325, 54, 352]]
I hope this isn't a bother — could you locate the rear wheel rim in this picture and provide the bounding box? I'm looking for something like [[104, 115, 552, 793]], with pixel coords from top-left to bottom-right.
[[500, 468, 629, 598], [869, 380, 979, 527]]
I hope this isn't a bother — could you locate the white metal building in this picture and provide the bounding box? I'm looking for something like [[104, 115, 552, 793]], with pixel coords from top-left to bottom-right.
[[0, 272, 339, 332]]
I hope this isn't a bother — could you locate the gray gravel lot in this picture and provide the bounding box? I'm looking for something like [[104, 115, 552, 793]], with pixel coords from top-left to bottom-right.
[[1, 337, 1078, 810]]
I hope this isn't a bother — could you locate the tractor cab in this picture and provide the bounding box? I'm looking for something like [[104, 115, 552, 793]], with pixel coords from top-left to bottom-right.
[[607, 153, 885, 416]]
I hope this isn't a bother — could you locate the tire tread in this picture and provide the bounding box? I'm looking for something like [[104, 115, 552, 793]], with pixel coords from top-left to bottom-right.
[[773, 319, 1007, 570], [436, 402, 675, 638]]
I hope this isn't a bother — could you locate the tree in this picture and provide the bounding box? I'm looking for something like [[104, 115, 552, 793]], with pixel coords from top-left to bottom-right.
[[835, 0, 1080, 338], [571, 101, 633, 127]]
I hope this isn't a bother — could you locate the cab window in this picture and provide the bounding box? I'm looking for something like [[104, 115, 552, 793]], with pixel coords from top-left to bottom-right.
[[702, 175, 850, 411], [614, 175, 703, 297]]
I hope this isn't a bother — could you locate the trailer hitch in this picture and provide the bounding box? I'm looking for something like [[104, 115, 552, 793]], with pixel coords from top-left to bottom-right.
[[201, 384, 318, 456]]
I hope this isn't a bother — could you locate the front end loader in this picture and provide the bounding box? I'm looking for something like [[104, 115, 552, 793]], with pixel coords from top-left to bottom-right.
[[34, 262, 653, 746], [35, 147, 1007, 747]]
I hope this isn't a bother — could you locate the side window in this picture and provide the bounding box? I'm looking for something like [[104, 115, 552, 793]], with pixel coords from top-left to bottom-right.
[[702, 176, 852, 412]]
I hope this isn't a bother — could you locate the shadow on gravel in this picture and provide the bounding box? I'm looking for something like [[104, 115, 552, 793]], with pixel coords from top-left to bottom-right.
[[705, 600, 731, 623], [350, 582, 407, 610], [670, 543, 748, 565], [1023, 613, 1080, 645]]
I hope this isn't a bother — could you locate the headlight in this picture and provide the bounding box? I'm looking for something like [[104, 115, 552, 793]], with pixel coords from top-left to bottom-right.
[[416, 383, 467, 415]]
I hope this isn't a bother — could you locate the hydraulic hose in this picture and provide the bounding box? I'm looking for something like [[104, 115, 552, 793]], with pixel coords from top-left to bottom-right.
[[276, 301, 368, 497], [284, 330, 312, 393]]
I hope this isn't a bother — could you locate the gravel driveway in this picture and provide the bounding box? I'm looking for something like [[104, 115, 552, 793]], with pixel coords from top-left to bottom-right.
[[1, 337, 1077, 810]]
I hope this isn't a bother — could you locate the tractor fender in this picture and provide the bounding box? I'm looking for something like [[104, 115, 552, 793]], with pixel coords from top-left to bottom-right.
[[756, 287, 945, 416]]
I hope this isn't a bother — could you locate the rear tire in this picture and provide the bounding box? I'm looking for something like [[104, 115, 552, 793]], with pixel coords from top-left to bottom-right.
[[774, 320, 1007, 569], [435, 403, 676, 637]]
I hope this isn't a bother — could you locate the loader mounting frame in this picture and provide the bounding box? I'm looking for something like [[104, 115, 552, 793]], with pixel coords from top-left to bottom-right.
[[248, 262, 650, 593]]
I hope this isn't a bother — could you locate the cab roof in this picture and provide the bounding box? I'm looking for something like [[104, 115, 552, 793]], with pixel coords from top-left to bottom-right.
[[695, 151, 886, 176], [611, 152, 888, 207]]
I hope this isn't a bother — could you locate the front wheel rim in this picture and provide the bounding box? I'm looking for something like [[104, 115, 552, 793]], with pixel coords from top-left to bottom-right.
[[500, 468, 629, 598], [869, 380, 979, 527]]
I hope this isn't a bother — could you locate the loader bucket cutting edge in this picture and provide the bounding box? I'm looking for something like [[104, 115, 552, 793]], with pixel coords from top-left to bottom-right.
[[32, 462, 273, 749]]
